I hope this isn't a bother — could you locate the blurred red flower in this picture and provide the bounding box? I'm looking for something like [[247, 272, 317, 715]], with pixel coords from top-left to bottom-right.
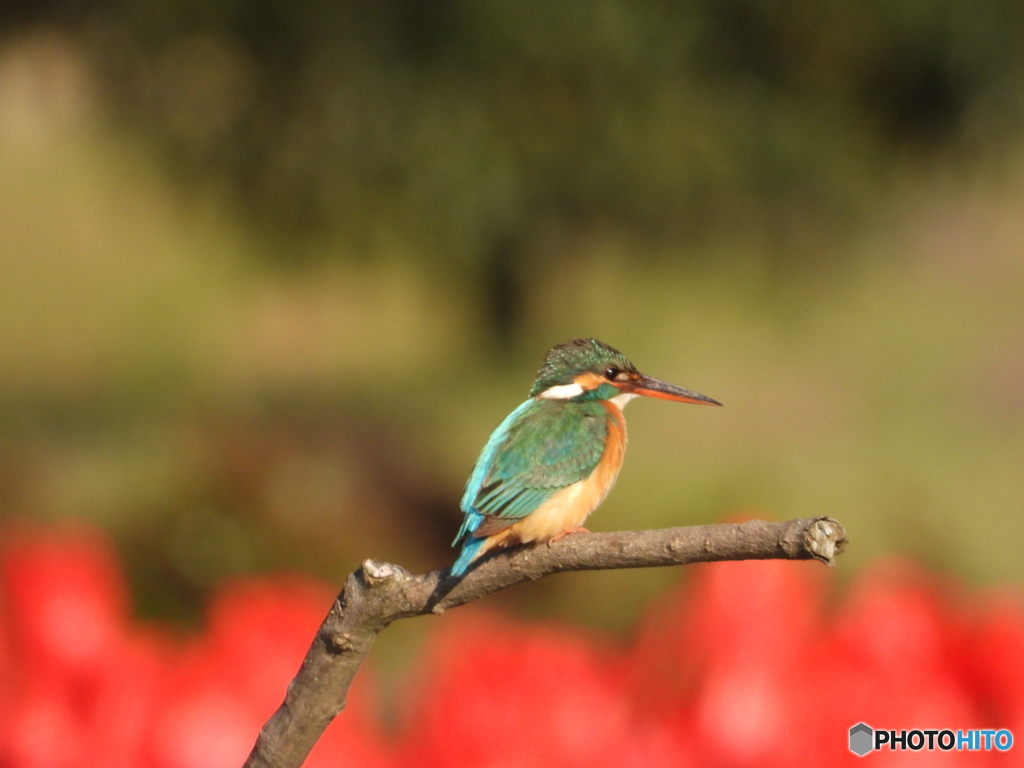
[[0, 523, 388, 768], [0, 520, 1020, 768], [398, 609, 684, 768]]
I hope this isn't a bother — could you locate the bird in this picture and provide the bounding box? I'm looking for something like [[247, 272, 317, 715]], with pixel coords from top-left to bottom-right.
[[451, 338, 720, 576]]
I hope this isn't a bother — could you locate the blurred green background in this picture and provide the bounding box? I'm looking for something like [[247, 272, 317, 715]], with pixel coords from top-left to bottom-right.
[[1, 0, 1022, 656]]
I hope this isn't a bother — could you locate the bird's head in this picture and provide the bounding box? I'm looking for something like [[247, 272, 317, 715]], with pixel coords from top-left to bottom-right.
[[528, 338, 721, 407]]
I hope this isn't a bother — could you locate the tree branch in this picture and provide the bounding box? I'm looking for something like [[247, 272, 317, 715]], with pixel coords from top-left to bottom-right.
[[242, 516, 847, 768]]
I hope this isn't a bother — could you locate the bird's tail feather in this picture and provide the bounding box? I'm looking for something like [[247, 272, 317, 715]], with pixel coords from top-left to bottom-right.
[[451, 536, 486, 577]]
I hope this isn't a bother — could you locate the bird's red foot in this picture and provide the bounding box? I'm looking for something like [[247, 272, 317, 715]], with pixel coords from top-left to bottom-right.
[[547, 527, 591, 546]]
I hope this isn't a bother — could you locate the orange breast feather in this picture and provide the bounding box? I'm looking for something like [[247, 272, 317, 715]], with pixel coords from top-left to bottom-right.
[[483, 401, 627, 551]]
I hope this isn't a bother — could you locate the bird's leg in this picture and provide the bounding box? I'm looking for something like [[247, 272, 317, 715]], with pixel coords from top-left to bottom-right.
[[548, 527, 590, 546]]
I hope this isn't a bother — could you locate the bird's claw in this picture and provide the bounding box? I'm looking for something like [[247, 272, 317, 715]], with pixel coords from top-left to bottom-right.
[[547, 527, 590, 546]]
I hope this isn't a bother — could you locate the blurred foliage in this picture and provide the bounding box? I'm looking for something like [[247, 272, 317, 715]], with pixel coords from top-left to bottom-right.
[[6, 0, 1024, 341], [0, 3, 1023, 633]]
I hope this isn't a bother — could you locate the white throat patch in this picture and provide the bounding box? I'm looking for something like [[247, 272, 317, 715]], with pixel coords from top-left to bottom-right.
[[609, 392, 638, 408], [537, 382, 585, 400]]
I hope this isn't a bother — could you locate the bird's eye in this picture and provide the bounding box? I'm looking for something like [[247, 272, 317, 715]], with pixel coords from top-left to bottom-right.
[[604, 367, 621, 381]]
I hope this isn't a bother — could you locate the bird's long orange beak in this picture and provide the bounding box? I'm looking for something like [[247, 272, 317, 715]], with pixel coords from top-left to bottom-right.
[[631, 375, 722, 405]]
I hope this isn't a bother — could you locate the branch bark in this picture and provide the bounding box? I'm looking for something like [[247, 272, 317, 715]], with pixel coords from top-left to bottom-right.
[[242, 516, 847, 768]]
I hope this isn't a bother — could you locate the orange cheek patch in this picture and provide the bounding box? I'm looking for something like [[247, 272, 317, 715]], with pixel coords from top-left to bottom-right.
[[574, 372, 608, 391]]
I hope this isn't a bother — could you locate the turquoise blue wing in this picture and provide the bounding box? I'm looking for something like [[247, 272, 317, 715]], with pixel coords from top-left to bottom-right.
[[456, 399, 608, 542]]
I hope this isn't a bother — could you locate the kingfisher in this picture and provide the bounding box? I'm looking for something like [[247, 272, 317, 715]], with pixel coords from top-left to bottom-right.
[[451, 338, 721, 576]]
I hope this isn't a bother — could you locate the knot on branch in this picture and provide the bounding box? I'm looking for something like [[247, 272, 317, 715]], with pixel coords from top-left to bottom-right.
[[361, 559, 409, 585], [803, 517, 847, 566], [325, 632, 355, 654]]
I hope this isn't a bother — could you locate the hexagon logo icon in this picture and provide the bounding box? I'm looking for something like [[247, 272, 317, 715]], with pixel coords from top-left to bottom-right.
[[849, 723, 873, 756]]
